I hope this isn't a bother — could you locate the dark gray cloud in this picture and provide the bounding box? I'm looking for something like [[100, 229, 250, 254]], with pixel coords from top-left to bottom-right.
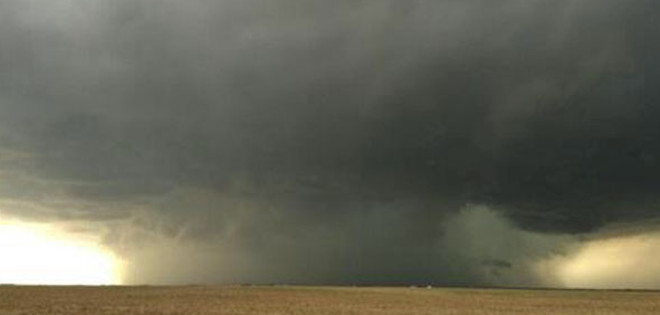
[[0, 0, 658, 286]]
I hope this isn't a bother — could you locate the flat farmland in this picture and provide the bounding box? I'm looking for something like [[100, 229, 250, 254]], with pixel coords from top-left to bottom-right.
[[1, 285, 659, 315]]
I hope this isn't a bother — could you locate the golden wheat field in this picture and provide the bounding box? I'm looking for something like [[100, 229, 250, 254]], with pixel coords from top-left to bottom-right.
[[0, 285, 659, 315]]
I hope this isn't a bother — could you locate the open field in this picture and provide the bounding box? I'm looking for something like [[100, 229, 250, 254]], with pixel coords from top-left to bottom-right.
[[1, 285, 659, 315]]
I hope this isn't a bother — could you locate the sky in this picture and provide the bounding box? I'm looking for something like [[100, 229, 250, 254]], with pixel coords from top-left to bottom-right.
[[0, 0, 659, 288]]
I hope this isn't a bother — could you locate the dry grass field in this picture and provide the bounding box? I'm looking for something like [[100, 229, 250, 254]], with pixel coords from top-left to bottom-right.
[[0, 285, 659, 315]]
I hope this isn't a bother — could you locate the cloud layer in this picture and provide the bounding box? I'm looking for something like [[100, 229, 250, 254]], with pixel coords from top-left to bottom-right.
[[0, 0, 658, 286]]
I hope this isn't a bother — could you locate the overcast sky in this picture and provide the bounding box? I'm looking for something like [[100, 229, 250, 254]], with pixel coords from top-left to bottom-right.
[[1, 0, 659, 287]]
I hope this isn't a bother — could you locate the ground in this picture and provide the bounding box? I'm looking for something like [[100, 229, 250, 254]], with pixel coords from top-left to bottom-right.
[[0, 285, 658, 314]]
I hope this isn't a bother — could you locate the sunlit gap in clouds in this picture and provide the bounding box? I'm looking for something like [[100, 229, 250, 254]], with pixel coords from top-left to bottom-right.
[[0, 218, 123, 285], [540, 232, 660, 290], [450, 206, 660, 290]]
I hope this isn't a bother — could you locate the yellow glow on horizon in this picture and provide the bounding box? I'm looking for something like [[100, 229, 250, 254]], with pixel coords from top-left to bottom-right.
[[0, 220, 122, 285], [556, 234, 660, 289]]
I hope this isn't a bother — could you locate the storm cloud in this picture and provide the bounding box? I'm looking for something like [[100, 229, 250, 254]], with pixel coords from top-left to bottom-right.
[[0, 0, 659, 286]]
